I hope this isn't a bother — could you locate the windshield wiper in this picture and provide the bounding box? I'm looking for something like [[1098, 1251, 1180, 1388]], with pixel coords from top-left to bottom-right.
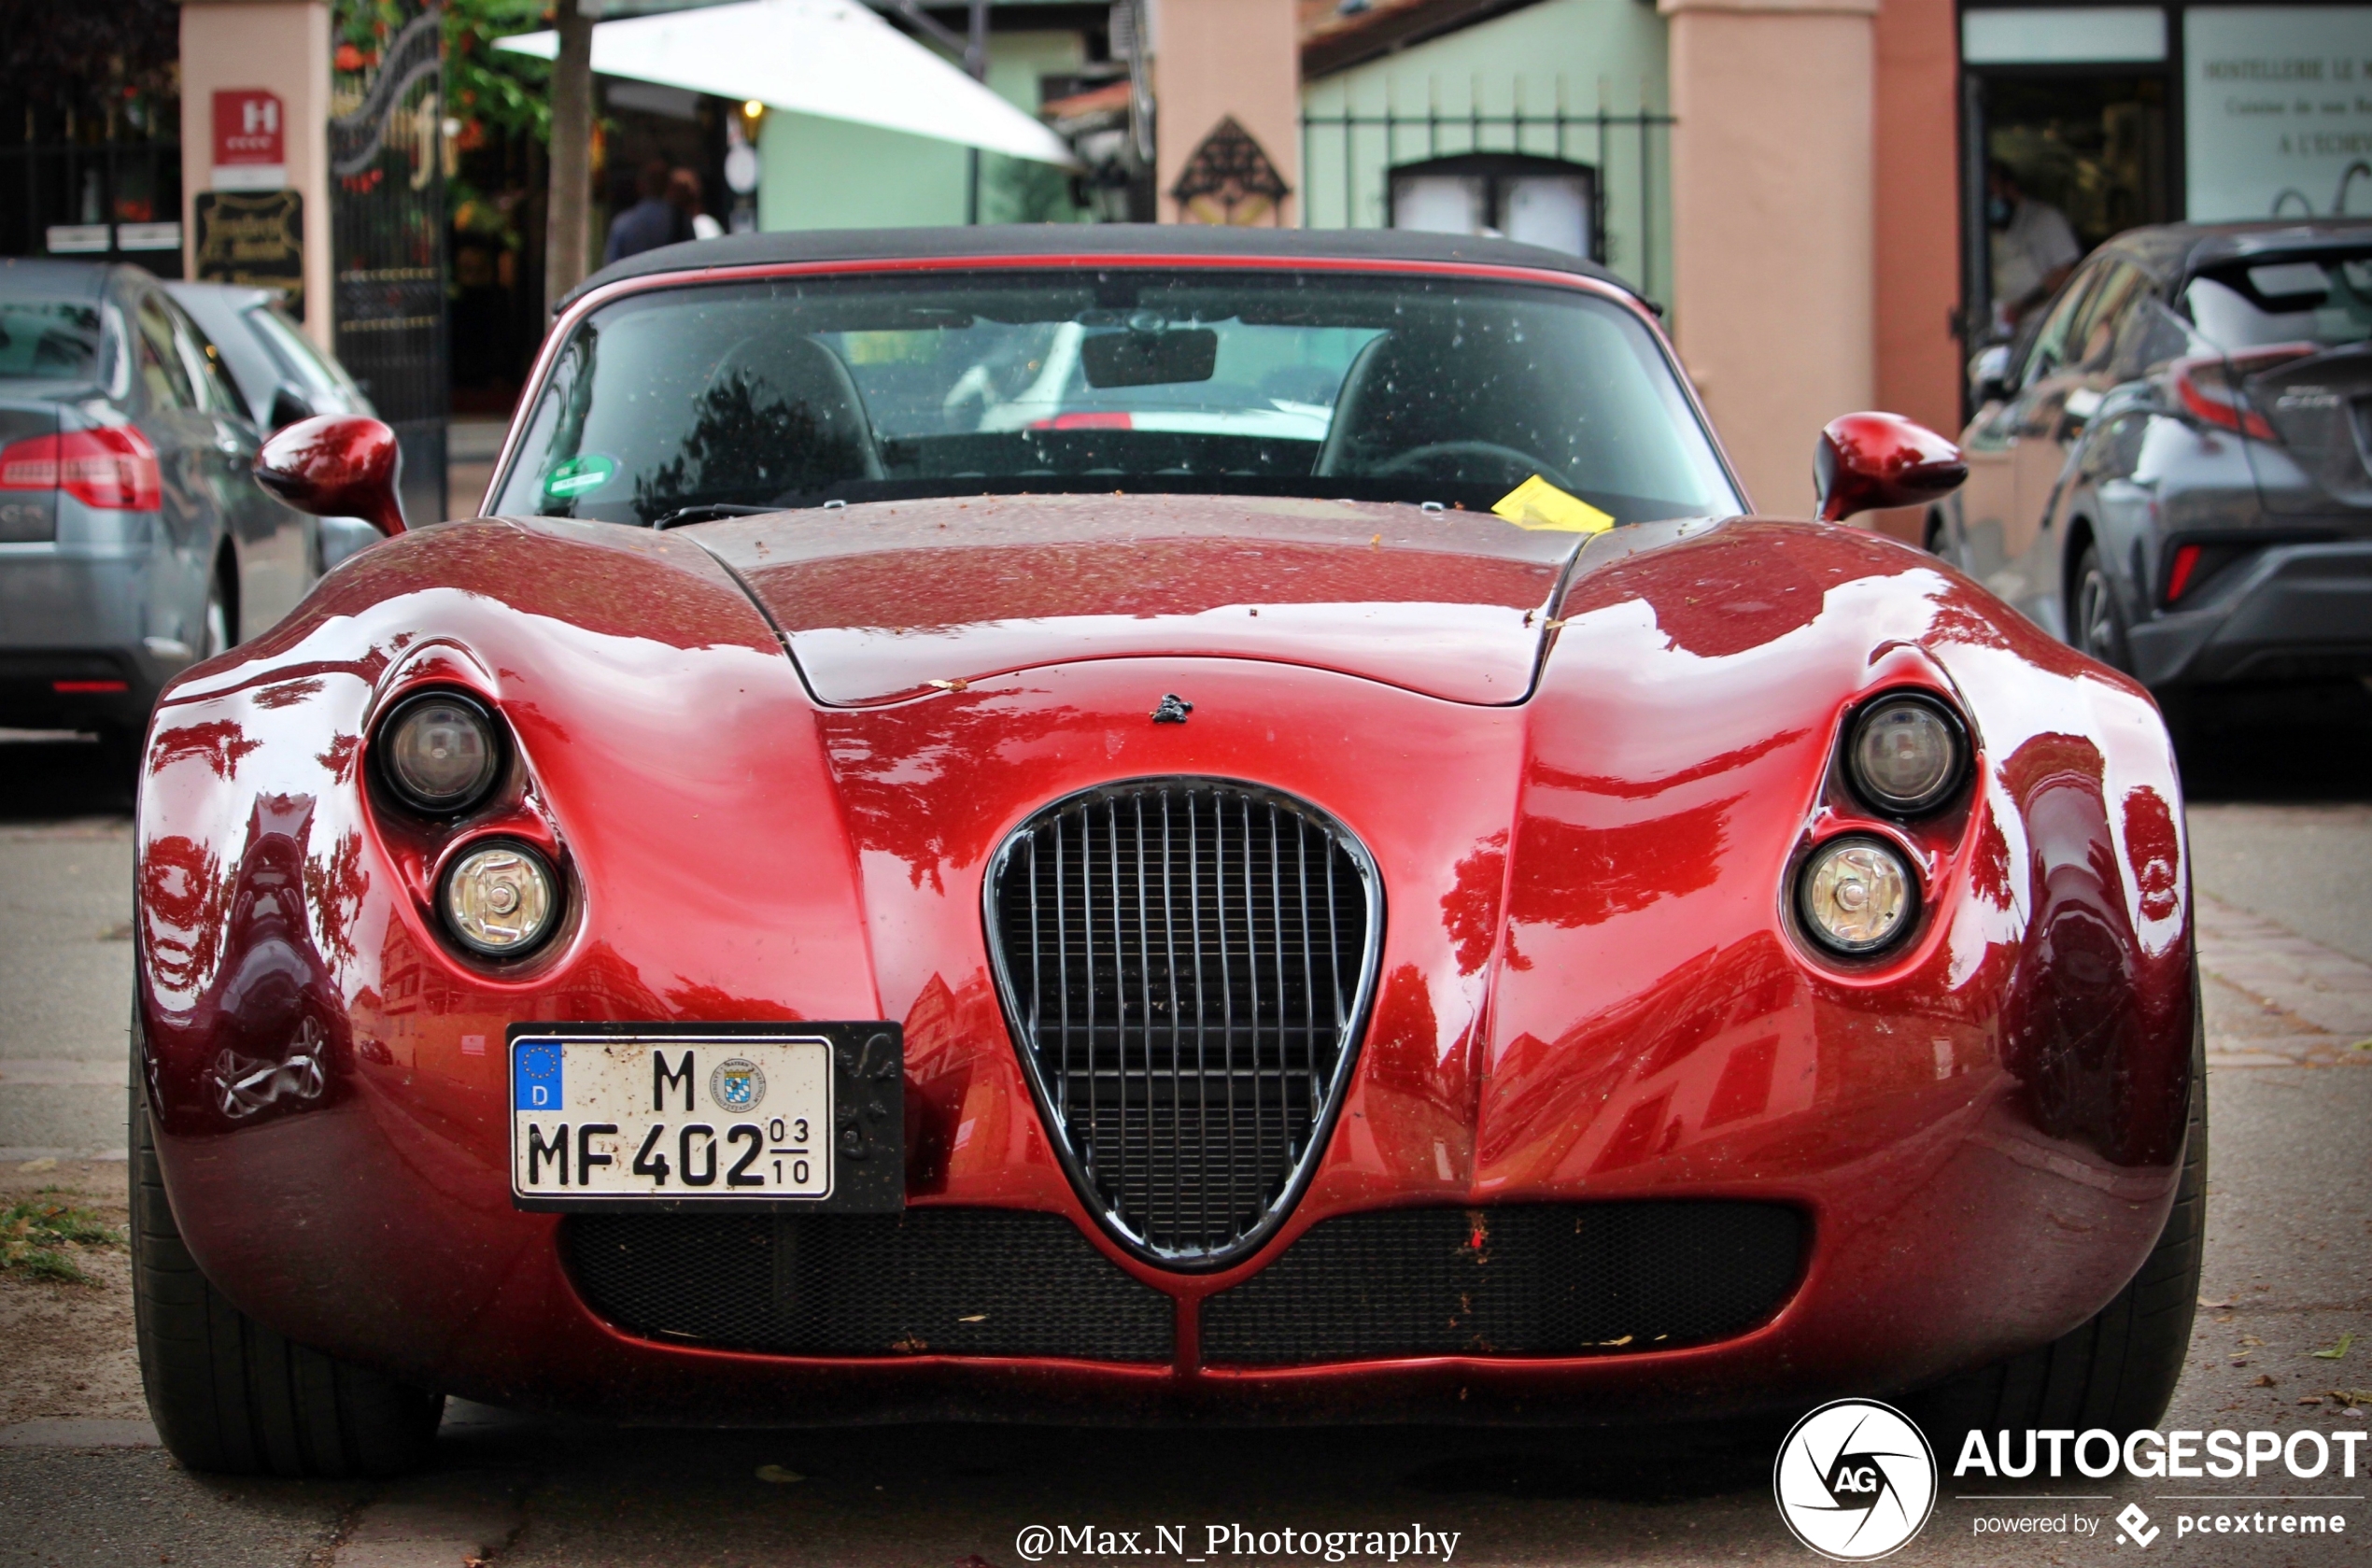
[[651, 503, 781, 530]]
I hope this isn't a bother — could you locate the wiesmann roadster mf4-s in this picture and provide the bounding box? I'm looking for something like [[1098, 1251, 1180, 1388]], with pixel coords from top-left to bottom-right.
[[130, 228, 2200, 1476]]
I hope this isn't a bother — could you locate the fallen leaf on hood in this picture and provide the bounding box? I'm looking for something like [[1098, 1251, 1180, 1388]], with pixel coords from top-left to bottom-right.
[[927, 678, 970, 693]]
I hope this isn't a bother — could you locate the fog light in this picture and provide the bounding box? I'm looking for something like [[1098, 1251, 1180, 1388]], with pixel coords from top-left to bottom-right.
[[379, 691, 501, 813], [441, 841, 557, 957], [1848, 696, 1963, 813], [1798, 837, 1913, 954]]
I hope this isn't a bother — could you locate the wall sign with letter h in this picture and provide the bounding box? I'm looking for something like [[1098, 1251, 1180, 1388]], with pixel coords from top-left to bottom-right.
[[212, 90, 289, 191]]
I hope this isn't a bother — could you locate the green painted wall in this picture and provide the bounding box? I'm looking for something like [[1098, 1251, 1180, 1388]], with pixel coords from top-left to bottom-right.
[[757, 29, 1088, 231], [1300, 0, 1672, 299]]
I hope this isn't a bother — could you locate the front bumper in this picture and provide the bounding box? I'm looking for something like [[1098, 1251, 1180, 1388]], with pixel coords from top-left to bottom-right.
[[2130, 540, 2372, 686], [145, 1010, 2182, 1428]]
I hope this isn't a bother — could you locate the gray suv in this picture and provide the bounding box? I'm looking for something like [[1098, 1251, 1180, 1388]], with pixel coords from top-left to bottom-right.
[[1934, 220, 2372, 694], [0, 260, 318, 758]]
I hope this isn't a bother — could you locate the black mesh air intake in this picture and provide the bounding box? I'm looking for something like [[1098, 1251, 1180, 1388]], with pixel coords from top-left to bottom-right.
[[566, 1208, 1173, 1361], [985, 779, 1382, 1270], [1201, 1202, 1806, 1363]]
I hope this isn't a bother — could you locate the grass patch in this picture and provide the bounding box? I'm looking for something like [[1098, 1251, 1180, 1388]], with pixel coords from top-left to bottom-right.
[[0, 1190, 121, 1284]]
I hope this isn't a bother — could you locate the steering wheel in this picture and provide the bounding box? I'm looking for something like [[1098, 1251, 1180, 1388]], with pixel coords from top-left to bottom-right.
[[1366, 441, 1574, 490]]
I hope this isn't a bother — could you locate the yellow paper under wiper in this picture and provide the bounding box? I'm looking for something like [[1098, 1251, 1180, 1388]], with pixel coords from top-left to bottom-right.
[[1491, 474, 1615, 534]]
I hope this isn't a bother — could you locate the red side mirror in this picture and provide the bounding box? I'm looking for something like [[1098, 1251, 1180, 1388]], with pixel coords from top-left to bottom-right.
[[1814, 412, 1969, 523], [255, 415, 406, 537]]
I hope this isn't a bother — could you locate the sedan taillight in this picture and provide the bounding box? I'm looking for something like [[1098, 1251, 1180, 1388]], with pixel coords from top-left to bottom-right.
[[0, 426, 162, 511]]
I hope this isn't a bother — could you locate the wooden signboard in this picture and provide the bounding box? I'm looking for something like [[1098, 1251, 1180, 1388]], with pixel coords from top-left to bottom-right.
[[192, 191, 305, 317]]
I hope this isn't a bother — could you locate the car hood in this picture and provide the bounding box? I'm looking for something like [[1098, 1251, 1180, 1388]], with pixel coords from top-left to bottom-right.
[[691, 493, 1583, 706]]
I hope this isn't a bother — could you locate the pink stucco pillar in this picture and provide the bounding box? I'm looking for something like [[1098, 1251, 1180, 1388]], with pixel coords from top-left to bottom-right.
[[179, 0, 335, 349], [1151, 0, 1302, 225], [1872, 0, 1964, 540], [1661, 0, 1877, 517]]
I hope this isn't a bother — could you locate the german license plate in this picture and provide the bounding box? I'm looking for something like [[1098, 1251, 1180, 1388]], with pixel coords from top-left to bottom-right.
[[508, 1024, 903, 1211]]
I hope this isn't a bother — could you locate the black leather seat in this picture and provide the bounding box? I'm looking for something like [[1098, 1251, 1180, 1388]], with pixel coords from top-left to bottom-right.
[[696, 333, 884, 492], [1314, 325, 1576, 488]]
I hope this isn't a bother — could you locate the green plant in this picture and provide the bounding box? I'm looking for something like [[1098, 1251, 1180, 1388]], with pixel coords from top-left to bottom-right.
[[0, 1192, 122, 1285], [333, 0, 555, 145]]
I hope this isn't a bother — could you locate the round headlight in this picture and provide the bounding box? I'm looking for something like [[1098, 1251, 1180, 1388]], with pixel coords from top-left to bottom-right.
[[1798, 837, 1914, 954], [379, 692, 501, 814], [441, 841, 558, 957], [1848, 697, 1963, 813]]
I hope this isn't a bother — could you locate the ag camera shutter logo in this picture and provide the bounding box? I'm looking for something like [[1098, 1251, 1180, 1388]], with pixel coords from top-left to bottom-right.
[[1773, 1399, 1938, 1560]]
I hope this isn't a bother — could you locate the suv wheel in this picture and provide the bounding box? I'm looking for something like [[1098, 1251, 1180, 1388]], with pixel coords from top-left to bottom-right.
[[201, 572, 233, 658], [2074, 544, 2130, 671]]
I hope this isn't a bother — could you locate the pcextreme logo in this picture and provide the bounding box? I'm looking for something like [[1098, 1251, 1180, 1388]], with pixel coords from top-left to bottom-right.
[[1773, 1399, 1941, 1561]]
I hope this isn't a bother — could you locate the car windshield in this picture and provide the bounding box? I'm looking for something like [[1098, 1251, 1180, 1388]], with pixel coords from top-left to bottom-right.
[[2184, 251, 2372, 352], [0, 298, 102, 382], [491, 268, 1740, 527]]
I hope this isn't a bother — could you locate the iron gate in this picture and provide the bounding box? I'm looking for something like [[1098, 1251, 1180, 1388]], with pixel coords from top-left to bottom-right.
[[331, 4, 449, 526]]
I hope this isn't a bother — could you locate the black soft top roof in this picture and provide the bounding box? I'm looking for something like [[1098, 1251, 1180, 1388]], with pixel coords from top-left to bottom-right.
[[559, 223, 1635, 317]]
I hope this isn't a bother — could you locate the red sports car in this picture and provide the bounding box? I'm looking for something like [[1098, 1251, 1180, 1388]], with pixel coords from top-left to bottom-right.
[[129, 228, 2200, 1477]]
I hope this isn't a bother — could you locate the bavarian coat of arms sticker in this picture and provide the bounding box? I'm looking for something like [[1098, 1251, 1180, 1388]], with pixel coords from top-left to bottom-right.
[[709, 1056, 767, 1114]]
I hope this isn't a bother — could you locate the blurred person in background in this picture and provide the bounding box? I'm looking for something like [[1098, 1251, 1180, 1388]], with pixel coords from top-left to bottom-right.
[[1988, 160, 2082, 332], [670, 168, 723, 241], [604, 159, 692, 264]]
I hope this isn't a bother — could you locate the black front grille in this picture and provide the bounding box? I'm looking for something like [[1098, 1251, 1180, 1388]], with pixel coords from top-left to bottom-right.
[[566, 1208, 1173, 1361], [1201, 1203, 1806, 1363], [986, 780, 1381, 1269]]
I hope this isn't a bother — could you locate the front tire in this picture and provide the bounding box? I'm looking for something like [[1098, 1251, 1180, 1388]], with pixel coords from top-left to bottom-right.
[[1908, 1003, 2206, 1449], [131, 1024, 443, 1476]]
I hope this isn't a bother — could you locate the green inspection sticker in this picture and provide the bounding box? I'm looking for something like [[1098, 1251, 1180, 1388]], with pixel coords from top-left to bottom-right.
[[543, 454, 617, 498]]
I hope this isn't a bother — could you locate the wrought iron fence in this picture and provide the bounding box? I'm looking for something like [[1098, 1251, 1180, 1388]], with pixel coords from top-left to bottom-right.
[[1299, 96, 1673, 302], [0, 121, 184, 270], [332, 4, 450, 525]]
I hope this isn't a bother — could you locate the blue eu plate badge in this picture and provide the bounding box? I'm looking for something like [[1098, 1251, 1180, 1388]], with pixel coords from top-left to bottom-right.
[[514, 1042, 564, 1110]]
